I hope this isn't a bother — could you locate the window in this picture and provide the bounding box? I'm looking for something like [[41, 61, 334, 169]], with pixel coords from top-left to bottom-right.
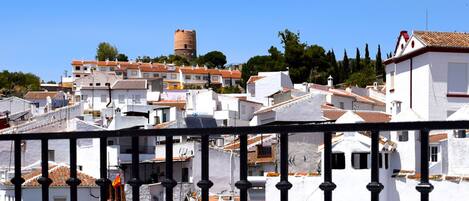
[[384, 153, 389, 169], [75, 74, 80, 78], [195, 75, 201, 80], [133, 95, 141, 104], [162, 74, 167, 79], [170, 74, 177, 79], [455, 130, 467, 138], [224, 79, 231, 85], [203, 75, 209, 81], [211, 76, 219, 82], [84, 67, 88, 71], [143, 73, 150, 78], [447, 63, 468, 93], [107, 140, 114, 145], [332, 152, 345, 169], [398, 131, 409, 142], [53, 197, 66, 201], [118, 95, 125, 104], [182, 168, 189, 182], [78, 165, 83, 171], [100, 95, 107, 103], [339, 102, 344, 109], [351, 152, 369, 169], [89, 83, 93, 86], [154, 73, 160, 78], [430, 146, 438, 162], [257, 145, 272, 158], [48, 150, 55, 161], [184, 44, 188, 49], [81, 95, 88, 101], [75, 66, 80, 71], [131, 71, 138, 76], [96, 83, 101, 86], [390, 71, 395, 90], [185, 75, 191, 80]]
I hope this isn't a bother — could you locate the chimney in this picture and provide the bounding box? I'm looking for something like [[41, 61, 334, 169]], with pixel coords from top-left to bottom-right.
[[302, 82, 309, 93], [327, 75, 334, 88]]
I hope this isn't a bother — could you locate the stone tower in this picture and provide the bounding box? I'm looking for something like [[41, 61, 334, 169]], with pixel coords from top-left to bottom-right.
[[174, 29, 197, 60]]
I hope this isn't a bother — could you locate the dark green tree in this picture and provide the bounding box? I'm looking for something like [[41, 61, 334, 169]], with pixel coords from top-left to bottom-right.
[[364, 43, 371, 65], [116, 53, 129, 62], [198, 51, 227, 68], [375, 45, 384, 80], [354, 48, 361, 72], [342, 50, 350, 76], [96, 42, 118, 61]]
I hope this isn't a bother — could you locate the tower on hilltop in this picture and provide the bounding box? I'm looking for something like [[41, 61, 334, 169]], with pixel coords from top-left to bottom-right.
[[174, 29, 197, 61]]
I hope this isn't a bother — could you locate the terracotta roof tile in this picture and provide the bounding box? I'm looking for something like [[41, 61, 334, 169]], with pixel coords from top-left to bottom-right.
[[9, 164, 97, 187], [151, 100, 186, 110], [429, 133, 448, 143], [24, 91, 60, 100], [322, 109, 391, 122], [246, 76, 265, 84], [111, 80, 146, 90], [414, 31, 469, 48]]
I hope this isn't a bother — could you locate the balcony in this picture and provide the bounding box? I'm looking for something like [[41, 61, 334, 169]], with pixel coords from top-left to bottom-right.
[[2, 120, 469, 201]]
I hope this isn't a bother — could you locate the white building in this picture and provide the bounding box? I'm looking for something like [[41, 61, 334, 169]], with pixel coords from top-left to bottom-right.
[[246, 71, 294, 106], [384, 30, 469, 120]]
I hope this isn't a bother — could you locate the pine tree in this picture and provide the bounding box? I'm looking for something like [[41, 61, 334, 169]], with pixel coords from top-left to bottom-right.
[[330, 49, 339, 83], [343, 49, 350, 80], [375, 45, 384, 80], [364, 43, 371, 65], [354, 48, 361, 72]]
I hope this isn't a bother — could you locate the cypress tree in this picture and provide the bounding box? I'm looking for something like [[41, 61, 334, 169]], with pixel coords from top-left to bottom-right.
[[354, 48, 361, 72], [330, 49, 339, 83], [343, 49, 350, 79], [364, 43, 371, 65], [376, 45, 383, 80]]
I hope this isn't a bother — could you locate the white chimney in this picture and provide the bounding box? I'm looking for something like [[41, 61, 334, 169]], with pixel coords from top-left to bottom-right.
[[327, 75, 334, 88]]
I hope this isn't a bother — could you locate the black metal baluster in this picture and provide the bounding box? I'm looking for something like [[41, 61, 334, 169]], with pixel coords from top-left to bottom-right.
[[128, 136, 143, 201], [197, 134, 213, 201], [161, 136, 176, 201], [10, 138, 24, 201], [416, 129, 433, 201], [95, 137, 110, 201], [367, 131, 384, 201], [319, 132, 336, 201], [275, 133, 292, 201], [66, 138, 81, 201], [37, 139, 52, 201], [235, 134, 252, 201]]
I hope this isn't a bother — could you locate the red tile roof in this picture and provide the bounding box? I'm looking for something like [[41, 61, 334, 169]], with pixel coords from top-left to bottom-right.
[[246, 76, 265, 84], [24, 91, 60, 100], [414, 31, 469, 48], [430, 133, 448, 143], [151, 100, 186, 110], [71, 60, 242, 79], [8, 164, 98, 187], [322, 109, 391, 122]]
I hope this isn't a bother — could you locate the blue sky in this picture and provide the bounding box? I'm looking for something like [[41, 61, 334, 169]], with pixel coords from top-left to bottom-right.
[[1, 0, 469, 81]]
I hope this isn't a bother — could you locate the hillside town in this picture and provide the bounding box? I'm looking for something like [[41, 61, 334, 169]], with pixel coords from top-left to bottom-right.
[[2, 26, 469, 201]]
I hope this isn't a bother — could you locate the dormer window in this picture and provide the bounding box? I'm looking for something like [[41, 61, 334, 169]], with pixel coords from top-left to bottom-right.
[[398, 131, 409, 141]]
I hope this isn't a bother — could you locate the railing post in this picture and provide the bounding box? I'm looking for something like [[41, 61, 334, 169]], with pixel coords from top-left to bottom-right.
[[416, 129, 433, 201], [37, 139, 52, 201], [235, 134, 252, 201], [95, 137, 110, 201], [128, 136, 143, 201], [367, 131, 384, 201], [66, 138, 81, 201], [10, 138, 24, 201], [161, 136, 177, 201], [275, 133, 292, 201], [319, 132, 336, 201], [197, 134, 213, 201]]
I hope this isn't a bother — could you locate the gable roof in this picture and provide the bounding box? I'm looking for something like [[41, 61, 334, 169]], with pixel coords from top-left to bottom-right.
[[247, 76, 265, 84], [414, 31, 469, 48], [322, 109, 391, 123], [111, 80, 146, 90], [23, 91, 60, 100], [253, 93, 315, 115], [385, 31, 469, 64], [4, 163, 97, 188], [447, 105, 469, 120]]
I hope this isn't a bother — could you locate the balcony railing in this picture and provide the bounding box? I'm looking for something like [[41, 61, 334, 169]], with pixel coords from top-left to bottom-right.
[[3, 120, 469, 201]]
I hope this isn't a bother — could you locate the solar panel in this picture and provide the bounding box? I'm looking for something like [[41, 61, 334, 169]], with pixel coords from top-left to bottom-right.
[[185, 116, 218, 128]]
